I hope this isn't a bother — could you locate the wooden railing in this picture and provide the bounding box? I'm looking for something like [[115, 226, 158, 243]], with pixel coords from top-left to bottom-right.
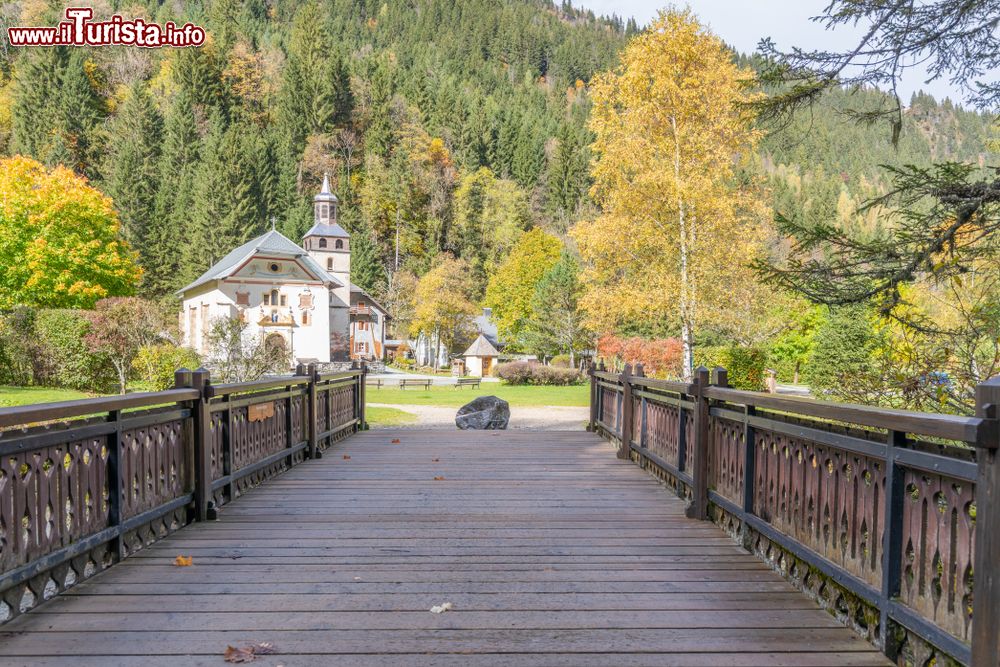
[[0, 364, 366, 623], [589, 362, 1000, 667]]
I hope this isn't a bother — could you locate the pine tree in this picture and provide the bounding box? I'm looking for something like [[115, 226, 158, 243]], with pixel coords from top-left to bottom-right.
[[350, 226, 386, 295], [280, 1, 340, 152], [102, 83, 163, 284], [150, 92, 201, 294]]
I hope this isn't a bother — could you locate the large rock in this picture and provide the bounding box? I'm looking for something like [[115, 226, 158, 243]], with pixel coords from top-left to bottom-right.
[[455, 395, 510, 430]]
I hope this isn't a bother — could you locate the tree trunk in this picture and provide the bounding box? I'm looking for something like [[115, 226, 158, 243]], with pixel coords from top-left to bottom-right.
[[673, 114, 695, 381], [569, 347, 575, 369], [115, 361, 127, 395], [434, 328, 442, 372]]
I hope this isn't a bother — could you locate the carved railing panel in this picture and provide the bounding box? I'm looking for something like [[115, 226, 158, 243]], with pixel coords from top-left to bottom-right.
[[645, 401, 681, 468], [708, 415, 743, 506], [751, 428, 885, 589], [900, 468, 975, 642], [120, 420, 187, 519]]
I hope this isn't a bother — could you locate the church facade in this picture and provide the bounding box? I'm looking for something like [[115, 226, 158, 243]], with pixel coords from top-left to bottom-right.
[[177, 177, 389, 366]]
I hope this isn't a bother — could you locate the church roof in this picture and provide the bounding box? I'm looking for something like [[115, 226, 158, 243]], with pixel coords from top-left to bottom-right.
[[462, 333, 500, 358], [304, 222, 350, 238], [177, 229, 343, 295]]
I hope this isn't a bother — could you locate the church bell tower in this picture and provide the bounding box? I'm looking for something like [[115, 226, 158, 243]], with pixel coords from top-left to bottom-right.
[[302, 174, 351, 361]]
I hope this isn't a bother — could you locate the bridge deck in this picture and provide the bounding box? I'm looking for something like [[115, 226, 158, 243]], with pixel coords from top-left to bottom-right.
[[0, 429, 887, 666]]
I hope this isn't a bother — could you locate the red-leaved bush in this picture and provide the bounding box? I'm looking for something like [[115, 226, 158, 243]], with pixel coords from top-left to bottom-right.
[[597, 335, 683, 378]]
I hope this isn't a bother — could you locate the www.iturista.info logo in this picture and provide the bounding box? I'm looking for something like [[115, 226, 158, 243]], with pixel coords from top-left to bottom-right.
[[7, 7, 206, 48]]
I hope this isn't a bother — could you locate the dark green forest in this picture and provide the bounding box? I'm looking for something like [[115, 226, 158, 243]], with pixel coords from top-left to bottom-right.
[[0, 0, 993, 319]]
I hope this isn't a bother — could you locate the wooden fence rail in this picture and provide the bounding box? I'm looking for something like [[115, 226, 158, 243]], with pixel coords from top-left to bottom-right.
[[589, 362, 1000, 667], [0, 364, 366, 624]]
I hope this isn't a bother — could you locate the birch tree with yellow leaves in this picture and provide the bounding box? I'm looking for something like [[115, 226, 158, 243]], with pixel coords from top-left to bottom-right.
[[572, 9, 770, 380]]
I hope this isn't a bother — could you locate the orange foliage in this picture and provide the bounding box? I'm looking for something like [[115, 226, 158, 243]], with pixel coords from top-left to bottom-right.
[[598, 335, 683, 378]]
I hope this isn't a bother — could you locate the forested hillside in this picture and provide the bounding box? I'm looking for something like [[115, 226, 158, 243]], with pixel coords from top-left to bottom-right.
[[0, 0, 994, 368]]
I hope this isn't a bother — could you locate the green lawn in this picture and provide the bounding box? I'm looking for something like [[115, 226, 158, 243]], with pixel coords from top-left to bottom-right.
[[0, 385, 92, 407], [367, 383, 588, 407], [366, 406, 419, 427]]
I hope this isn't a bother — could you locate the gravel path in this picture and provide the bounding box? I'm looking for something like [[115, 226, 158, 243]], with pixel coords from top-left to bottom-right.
[[368, 403, 588, 430]]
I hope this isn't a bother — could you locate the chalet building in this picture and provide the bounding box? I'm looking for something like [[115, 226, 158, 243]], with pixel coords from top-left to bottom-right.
[[411, 308, 501, 369], [177, 176, 390, 366]]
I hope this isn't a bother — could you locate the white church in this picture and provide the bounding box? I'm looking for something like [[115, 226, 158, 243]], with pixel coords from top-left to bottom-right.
[[177, 176, 390, 365]]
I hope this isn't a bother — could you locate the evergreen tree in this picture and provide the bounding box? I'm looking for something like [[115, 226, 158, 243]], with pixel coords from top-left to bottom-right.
[[151, 92, 202, 294], [102, 83, 163, 282], [350, 226, 386, 295]]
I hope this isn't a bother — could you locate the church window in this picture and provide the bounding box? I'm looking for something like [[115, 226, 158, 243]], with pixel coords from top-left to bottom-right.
[[235, 291, 249, 306], [321, 204, 328, 219], [269, 262, 280, 273], [302, 312, 310, 326], [335, 239, 344, 249], [319, 238, 327, 248], [268, 289, 279, 306], [280, 295, 287, 306], [327, 258, 333, 271]]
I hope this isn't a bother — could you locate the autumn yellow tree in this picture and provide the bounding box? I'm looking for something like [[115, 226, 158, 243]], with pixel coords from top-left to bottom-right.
[[0, 156, 142, 309], [572, 9, 768, 379], [409, 254, 478, 370]]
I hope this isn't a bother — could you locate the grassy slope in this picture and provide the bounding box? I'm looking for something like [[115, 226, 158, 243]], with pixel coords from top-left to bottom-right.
[[366, 406, 419, 427], [0, 385, 92, 407], [366, 384, 588, 407]]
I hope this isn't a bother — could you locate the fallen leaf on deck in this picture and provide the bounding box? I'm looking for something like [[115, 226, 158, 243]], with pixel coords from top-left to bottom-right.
[[223, 646, 254, 663], [173, 555, 193, 567], [431, 458, 440, 462], [342, 455, 351, 460], [429, 602, 453, 614], [223, 642, 277, 663], [391, 438, 401, 444], [433, 476, 445, 481]]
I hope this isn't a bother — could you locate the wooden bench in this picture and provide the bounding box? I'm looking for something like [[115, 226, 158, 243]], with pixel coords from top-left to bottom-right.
[[455, 378, 481, 389], [399, 378, 433, 390], [366, 378, 385, 389]]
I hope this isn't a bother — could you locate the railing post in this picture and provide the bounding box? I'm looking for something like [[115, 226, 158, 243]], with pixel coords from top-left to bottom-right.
[[306, 363, 321, 459], [106, 407, 125, 561], [618, 364, 633, 459], [972, 376, 1000, 666], [190, 367, 216, 521], [635, 363, 647, 450], [686, 366, 711, 520], [359, 361, 368, 431], [880, 429, 906, 657], [174, 368, 195, 519], [587, 361, 597, 432]]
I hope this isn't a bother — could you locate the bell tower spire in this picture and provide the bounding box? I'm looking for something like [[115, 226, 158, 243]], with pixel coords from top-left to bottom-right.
[[314, 173, 339, 224]]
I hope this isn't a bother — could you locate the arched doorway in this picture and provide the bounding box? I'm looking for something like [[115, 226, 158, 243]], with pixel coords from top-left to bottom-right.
[[264, 333, 288, 366]]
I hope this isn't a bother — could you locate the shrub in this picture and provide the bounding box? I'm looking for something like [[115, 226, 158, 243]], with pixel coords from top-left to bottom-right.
[[133, 345, 202, 391], [496, 361, 583, 386], [695, 344, 767, 391], [550, 354, 571, 368], [598, 334, 683, 377], [35, 309, 117, 392], [722, 345, 768, 391], [496, 361, 534, 385], [531, 365, 583, 385]]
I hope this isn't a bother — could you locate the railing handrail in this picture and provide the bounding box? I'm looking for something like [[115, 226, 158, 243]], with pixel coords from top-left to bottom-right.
[[703, 385, 984, 444], [0, 388, 201, 429]]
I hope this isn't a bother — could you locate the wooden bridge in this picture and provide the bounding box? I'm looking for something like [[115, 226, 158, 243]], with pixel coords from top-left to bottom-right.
[[1, 427, 885, 666], [0, 363, 998, 665]]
